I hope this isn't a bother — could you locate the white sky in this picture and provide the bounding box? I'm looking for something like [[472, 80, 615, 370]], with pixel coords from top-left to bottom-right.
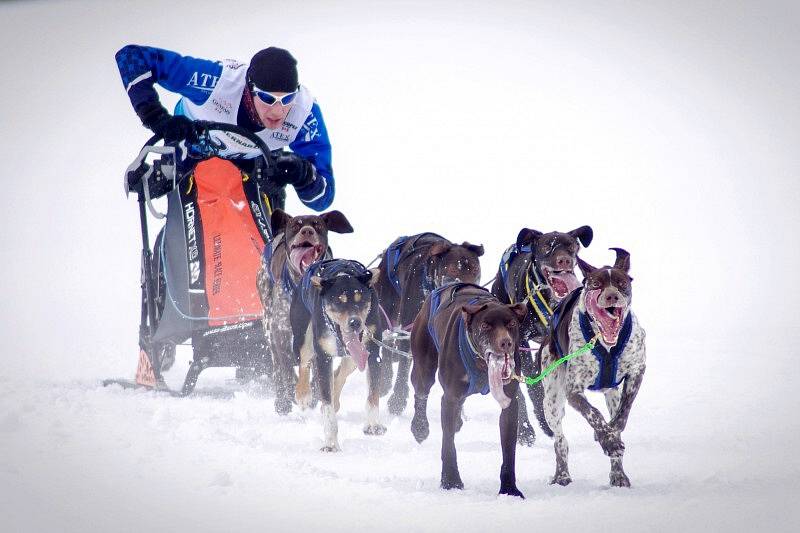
[[0, 0, 798, 378]]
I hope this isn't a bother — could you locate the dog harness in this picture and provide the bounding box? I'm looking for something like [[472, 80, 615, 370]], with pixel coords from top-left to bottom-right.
[[299, 258, 370, 315], [579, 311, 633, 390], [551, 287, 633, 390], [498, 243, 554, 327], [386, 232, 447, 296], [262, 237, 299, 297], [428, 282, 493, 396]]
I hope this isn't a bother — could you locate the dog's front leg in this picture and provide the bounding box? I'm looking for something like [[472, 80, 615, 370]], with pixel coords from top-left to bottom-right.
[[604, 370, 645, 487], [295, 323, 316, 410], [609, 369, 645, 434], [332, 356, 356, 413], [499, 380, 524, 498], [440, 393, 464, 490], [567, 391, 624, 458], [315, 348, 340, 452], [364, 328, 387, 435]]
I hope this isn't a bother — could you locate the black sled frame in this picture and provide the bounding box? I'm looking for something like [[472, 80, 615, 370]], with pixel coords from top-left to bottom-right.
[[103, 122, 283, 397]]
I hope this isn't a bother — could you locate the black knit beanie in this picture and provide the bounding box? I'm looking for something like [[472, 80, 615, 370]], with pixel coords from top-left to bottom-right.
[[248, 47, 298, 92]]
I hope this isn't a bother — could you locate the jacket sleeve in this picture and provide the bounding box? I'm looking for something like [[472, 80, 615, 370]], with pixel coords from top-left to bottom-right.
[[115, 45, 222, 118], [289, 103, 335, 211]]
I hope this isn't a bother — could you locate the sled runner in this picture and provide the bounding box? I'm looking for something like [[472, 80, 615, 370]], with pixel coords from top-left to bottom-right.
[[104, 122, 285, 396]]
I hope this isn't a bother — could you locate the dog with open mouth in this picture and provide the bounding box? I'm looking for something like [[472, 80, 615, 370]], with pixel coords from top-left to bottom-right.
[[533, 248, 646, 487], [373, 233, 484, 416], [256, 208, 354, 414], [491, 226, 593, 446], [409, 282, 527, 497], [290, 259, 385, 451]]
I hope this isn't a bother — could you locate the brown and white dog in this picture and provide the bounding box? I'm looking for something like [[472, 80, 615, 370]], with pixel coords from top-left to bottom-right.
[[373, 233, 484, 415], [256, 208, 354, 414], [534, 248, 646, 487], [410, 282, 527, 497], [491, 226, 593, 446]]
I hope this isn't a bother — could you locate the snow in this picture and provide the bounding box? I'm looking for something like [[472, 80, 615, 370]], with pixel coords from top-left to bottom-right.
[[1, 1, 799, 531]]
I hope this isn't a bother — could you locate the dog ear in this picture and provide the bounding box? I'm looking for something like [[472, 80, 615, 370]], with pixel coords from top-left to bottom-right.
[[610, 247, 631, 272], [368, 268, 381, 288], [509, 303, 528, 321], [516, 228, 543, 250], [271, 209, 292, 235], [568, 225, 593, 248], [429, 241, 452, 257], [461, 303, 488, 321], [356, 270, 373, 286], [461, 242, 485, 257], [576, 256, 597, 278], [320, 210, 354, 234]]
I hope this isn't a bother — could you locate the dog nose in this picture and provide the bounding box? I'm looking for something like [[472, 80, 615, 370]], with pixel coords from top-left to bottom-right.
[[300, 226, 315, 238], [499, 336, 513, 353], [348, 317, 362, 331], [555, 254, 573, 269], [605, 293, 619, 304]]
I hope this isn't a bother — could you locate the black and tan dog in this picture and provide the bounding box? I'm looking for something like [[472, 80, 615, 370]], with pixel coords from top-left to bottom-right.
[[290, 259, 385, 451], [373, 233, 484, 415], [533, 248, 646, 487], [256, 208, 353, 414], [492, 226, 593, 445], [410, 282, 527, 496]]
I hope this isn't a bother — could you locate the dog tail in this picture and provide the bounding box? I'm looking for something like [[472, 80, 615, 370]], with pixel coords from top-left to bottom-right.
[[529, 381, 554, 438]]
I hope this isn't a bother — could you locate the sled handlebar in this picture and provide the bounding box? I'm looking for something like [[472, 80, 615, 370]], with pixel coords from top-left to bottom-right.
[[124, 121, 286, 206]]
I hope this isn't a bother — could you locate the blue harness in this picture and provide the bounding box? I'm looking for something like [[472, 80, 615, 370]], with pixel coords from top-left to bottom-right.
[[262, 240, 299, 297], [299, 259, 370, 314], [551, 287, 633, 390], [386, 233, 446, 296], [427, 282, 492, 396]]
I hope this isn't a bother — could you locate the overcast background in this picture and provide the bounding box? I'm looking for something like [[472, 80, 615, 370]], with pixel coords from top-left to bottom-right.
[[1, 1, 798, 531]]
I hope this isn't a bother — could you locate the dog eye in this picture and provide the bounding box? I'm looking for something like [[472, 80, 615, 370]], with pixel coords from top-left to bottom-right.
[[338, 293, 348, 303], [507, 320, 517, 329], [480, 322, 491, 331]]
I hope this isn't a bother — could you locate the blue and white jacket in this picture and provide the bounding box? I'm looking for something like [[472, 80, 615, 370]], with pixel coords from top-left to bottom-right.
[[115, 45, 334, 211]]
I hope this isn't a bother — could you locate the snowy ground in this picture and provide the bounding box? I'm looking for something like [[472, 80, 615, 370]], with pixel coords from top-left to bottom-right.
[[2, 0, 800, 531], [3, 327, 799, 532]]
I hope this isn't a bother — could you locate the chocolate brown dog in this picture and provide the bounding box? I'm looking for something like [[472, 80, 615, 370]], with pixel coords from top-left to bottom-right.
[[492, 226, 593, 446], [410, 282, 527, 497], [373, 233, 484, 415], [256, 208, 353, 414]]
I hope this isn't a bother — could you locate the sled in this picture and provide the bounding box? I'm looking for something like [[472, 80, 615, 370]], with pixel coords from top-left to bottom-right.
[[103, 122, 285, 396]]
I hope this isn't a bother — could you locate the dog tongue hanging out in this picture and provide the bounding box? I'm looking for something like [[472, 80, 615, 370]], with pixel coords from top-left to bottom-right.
[[534, 248, 647, 489], [409, 282, 528, 497], [290, 259, 387, 452]]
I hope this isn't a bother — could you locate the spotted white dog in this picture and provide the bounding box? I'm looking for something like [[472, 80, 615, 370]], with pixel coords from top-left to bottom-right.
[[534, 248, 646, 487]]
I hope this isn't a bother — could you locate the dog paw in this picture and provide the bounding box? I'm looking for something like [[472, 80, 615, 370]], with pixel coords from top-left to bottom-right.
[[363, 423, 387, 436], [320, 444, 341, 453], [387, 392, 408, 415], [296, 390, 312, 411], [610, 470, 631, 487], [517, 420, 536, 447], [550, 473, 572, 486], [274, 397, 292, 415], [411, 414, 430, 443], [499, 485, 525, 499], [440, 476, 464, 490]]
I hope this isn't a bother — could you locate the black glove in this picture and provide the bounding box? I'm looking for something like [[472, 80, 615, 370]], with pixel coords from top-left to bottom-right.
[[137, 102, 196, 144], [272, 153, 314, 188]]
